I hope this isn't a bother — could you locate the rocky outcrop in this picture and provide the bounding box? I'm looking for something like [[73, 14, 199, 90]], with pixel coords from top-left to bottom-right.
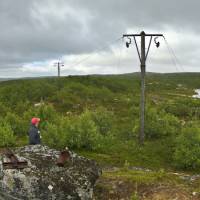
[[0, 145, 101, 200]]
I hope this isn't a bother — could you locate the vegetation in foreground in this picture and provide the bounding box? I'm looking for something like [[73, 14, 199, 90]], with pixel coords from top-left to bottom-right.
[[93, 168, 200, 199], [0, 73, 199, 173]]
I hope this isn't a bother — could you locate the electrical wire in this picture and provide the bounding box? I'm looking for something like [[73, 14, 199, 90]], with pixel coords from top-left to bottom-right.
[[163, 37, 180, 72], [163, 36, 185, 72], [66, 37, 123, 69], [64, 35, 186, 75], [116, 38, 124, 73]]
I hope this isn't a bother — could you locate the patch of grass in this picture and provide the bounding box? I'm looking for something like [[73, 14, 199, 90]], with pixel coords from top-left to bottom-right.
[[76, 151, 123, 167], [103, 169, 184, 186], [78, 138, 174, 170], [15, 136, 28, 147], [130, 192, 140, 200]]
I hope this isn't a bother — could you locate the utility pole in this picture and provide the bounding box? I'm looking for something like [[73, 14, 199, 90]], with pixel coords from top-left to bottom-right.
[[54, 62, 64, 77], [123, 31, 163, 145]]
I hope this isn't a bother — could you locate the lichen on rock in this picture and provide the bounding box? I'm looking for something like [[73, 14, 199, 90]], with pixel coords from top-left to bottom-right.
[[0, 145, 101, 200]]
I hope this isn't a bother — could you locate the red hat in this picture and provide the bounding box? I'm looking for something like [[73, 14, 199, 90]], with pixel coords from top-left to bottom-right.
[[31, 117, 40, 125]]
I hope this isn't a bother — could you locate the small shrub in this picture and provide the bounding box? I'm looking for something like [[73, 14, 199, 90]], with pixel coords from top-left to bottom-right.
[[5, 112, 27, 136], [42, 122, 66, 149], [0, 102, 10, 117], [173, 124, 200, 169], [66, 111, 101, 150], [145, 107, 180, 139], [91, 107, 113, 136], [0, 122, 15, 147], [42, 110, 103, 150]]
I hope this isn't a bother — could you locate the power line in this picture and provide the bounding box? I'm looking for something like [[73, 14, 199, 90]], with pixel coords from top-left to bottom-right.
[[66, 37, 123, 69], [116, 38, 124, 73], [163, 38, 180, 72], [163, 37, 185, 72]]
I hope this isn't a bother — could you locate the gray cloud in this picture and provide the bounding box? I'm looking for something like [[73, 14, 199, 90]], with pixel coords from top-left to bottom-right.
[[0, 0, 199, 77]]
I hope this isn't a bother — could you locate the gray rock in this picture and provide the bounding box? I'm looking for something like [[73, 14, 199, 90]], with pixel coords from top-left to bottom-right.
[[0, 145, 101, 200]]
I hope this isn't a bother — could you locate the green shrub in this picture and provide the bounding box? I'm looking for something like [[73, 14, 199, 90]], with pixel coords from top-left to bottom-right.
[[91, 107, 113, 136], [163, 101, 191, 118], [43, 110, 104, 150], [23, 107, 39, 124], [5, 112, 27, 136], [14, 101, 30, 116], [173, 125, 200, 169], [163, 98, 200, 119], [42, 122, 67, 149], [145, 107, 180, 139], [0, 102, 10, 117], [0, 122, 15, 147], [66, 111, 101, 150], [37, 104, 60, 129]]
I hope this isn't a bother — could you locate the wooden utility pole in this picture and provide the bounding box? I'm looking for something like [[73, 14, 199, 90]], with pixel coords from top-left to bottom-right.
[[140, 31, 146, 144], [123, 31, 163, 145], [54, 62, 64, 77]]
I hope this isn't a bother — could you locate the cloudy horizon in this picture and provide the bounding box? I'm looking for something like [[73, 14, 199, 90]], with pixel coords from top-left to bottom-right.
[[0, 0, 199, 78]]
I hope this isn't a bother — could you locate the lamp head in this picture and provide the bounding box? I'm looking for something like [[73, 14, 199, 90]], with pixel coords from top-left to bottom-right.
[[154, 37, 160, 48], [126, 42, 130, 48], [126, 37, 131, 48]]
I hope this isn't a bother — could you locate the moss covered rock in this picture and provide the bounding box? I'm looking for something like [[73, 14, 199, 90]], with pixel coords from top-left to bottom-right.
[[0, 145, 101, 199]]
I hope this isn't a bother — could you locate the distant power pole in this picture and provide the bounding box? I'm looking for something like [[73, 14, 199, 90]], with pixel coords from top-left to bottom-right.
[[123, 31, 163, 145], [54, 62, 64, 77]]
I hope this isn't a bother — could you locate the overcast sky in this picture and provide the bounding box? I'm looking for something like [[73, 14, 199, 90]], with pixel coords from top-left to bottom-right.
[[0, 0, 199, 77]]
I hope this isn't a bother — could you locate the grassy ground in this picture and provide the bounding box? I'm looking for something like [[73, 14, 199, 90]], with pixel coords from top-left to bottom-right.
[[77, 138, 175, 170], [77, 138, 200, 199], [93, 168, 200, 200]]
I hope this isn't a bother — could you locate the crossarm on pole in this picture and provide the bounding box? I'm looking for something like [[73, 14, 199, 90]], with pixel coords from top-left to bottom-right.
[[123, 34, 163, 37]]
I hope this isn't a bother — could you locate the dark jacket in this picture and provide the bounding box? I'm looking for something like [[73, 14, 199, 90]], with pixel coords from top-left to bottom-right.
[[28, 124, 41, 145]]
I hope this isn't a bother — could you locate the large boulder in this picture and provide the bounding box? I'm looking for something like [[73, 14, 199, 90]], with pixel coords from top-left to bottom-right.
[[0, 145, 101, 200]]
